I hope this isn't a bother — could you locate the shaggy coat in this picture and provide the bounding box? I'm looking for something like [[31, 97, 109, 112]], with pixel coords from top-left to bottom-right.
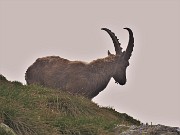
[[26, 28, 134, 99]]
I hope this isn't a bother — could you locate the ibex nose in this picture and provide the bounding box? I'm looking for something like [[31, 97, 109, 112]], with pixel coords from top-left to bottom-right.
[[119, 79, 126, 85]]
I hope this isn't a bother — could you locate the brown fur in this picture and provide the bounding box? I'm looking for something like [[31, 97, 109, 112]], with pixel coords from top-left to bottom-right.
[[25, 28, 134, 99], [26, 56, 117, 98]]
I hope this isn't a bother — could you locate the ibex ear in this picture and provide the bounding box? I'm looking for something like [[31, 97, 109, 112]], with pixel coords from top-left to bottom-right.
[[108, 50, 112, 55]]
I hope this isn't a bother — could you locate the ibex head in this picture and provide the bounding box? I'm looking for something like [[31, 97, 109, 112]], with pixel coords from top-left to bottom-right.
[[101, 28, 134, 85]]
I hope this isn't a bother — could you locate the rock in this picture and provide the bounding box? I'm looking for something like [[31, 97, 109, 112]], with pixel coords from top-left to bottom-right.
[[0, 123, 17, 135], [114, 125, 130, 135], [117, 124, 180, 135]]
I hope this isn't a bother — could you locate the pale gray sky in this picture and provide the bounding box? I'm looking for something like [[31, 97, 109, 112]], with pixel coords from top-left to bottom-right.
[[0, 0, 180, 127]]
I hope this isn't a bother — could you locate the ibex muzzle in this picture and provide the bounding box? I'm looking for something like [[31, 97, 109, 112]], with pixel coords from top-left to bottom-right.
[[25, 28, 134, 99]]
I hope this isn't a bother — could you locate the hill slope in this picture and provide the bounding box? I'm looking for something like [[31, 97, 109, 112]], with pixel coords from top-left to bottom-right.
[[0, 74, 140, 135]]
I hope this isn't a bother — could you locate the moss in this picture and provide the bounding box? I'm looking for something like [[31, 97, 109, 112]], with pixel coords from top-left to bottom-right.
[[0, 75, 140, 135]]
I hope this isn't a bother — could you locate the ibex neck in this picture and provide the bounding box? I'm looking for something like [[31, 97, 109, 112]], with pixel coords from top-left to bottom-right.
[[85, 56, 116, 98], [89, 56, 116, 78]]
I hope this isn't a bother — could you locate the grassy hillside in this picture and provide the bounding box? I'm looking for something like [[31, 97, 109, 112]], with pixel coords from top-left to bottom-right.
[[0, 74, 140, 135]]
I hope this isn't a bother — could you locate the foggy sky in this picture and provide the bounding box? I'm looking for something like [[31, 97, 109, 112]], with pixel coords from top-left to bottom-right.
[[0, 0, 180, 127]]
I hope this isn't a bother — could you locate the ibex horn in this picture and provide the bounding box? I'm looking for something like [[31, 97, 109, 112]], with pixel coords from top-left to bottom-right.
[[101, 28, 122, 55], [123, 28, 134, 61]]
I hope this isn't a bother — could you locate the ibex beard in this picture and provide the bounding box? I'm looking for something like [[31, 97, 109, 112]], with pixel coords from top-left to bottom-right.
[[25, 28, 134, 99]]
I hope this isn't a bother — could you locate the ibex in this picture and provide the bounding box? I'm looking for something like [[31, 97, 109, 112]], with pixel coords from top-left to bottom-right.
[[25, 28, 134, 99]]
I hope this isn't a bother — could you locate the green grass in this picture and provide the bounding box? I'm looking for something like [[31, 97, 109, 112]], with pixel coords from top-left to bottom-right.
[[0, 74, 140, 135]]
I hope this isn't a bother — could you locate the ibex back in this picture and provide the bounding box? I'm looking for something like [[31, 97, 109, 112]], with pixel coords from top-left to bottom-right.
[[25, 28, 134, 99]]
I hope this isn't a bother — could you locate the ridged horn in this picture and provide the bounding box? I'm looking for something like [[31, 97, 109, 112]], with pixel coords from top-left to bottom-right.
[[123, 28, 134, 61], [101, 28, 122, 55]]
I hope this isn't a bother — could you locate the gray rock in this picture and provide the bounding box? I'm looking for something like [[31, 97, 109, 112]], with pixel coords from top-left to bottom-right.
[[0, 123, 17, 135], [117, 124, 180, 135]]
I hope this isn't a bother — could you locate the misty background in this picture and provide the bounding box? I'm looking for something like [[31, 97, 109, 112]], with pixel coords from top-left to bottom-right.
[[0, 0, 180, 127]]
